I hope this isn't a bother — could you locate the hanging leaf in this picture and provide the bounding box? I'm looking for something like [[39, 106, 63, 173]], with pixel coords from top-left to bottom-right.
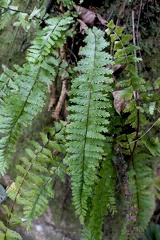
[[75, 6, 96, 26], [112, 90, 130, 114], [75, 6, 107, 27]]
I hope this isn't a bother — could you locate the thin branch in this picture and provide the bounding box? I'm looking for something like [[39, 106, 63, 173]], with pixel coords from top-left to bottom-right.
[[52, 45, 68, 120], [132, 10, 137, 69], [129, 117, 160, 145], [136, 0, 154, 89], [48, 82, 57, 111], [127, 10, 141, 171], [52, 79, 67, 120]]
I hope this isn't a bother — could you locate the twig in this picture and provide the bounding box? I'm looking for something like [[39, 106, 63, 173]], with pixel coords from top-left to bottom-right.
[[127, 109, 140, 170], [48, 82, 57, 111], [52, 79, 67, 120], [127, 10, 140, 170], [129, 118, 160, 145], [52, 45, 68, 120], [132, 10, 137, 70], [68, 48, 77, 64]]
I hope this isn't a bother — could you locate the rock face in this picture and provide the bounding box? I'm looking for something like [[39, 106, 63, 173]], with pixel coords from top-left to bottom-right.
[[16, 217, 80, 240], [19, 222, 77, 240]]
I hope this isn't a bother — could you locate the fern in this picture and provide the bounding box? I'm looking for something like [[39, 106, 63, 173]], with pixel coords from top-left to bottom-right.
[[0, 14, 73, 175], [65, 27, 114, 223], [1, 3, 160, 239], [107, 21, 160, 239], [0, 121, 66, 237], [86, 138, 116, 240], [0, 0, 41, 30], [128, 152, 155, 229], [0, 217, 22, 239]]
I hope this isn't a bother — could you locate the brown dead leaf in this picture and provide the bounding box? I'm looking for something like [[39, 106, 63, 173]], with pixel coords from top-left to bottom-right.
[[112, 64, 122, 73], [75, 5, 107, 27], [75, 6, 96, 26], [77, 19, 88, 33], [112, 90, 129, 115], [96, 13, 107, 26]]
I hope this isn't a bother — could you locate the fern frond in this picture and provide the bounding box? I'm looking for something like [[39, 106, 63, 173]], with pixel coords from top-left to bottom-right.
[[65, 27, 114, 223], [0, 205, 22, 240], [87, 140, 116, 240], [6, 122, 66, 230], [106, 21, 158, 238], [0, 15, 73, 175], [107, 23, 146, 126], [128, 151, 155, 230], [0, 1, 41, 31]]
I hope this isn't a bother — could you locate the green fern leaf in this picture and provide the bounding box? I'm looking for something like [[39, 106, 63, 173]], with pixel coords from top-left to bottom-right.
[[87, 141, 116, 240], [128, 151, 155, 230], [0, 215, 22, 239], [6, 123, 66, 229], [65, 27, 114, 223], [0, 14, 73, 175]]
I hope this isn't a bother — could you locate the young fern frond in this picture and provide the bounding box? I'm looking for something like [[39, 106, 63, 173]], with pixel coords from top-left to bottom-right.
[[65, 27, 114, 223], [0, 15, 73, 175]]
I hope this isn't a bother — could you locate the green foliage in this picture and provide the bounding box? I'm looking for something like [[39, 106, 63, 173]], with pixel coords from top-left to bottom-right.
[[0, 218, 22, 239], [0, 0, 41, 30], [58, 0, 75, 8], [128, 152, 154, 228], [0, 2, 160, 239], [0, 14, 73, 175], [83, 138, 116, 240], [107, 21, 160, 239], [65, 27, 114, 224], [0, 122, 66, 238], [143, 223, 160, 240]]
